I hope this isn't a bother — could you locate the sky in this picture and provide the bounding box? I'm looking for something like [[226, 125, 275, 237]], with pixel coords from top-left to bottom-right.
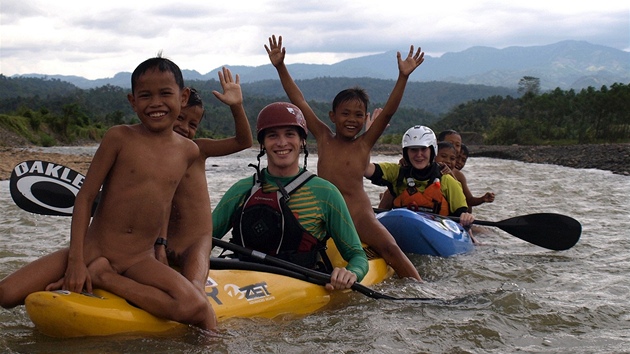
[[1, 0, 629, 80]]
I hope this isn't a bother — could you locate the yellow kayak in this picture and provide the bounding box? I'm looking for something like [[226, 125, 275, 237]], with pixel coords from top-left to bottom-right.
[[25, 241, 393, 338]]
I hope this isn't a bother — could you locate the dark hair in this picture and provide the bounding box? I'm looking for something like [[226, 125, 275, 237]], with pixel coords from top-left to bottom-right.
[[332, 87, 369, 112], [437, 129, 460, 142], [437, 141, 456, 153], [186, 87, 204, 108], [131, 56, 185, 93], [184, 87, 205, 121], [460, 143, 469, 156]]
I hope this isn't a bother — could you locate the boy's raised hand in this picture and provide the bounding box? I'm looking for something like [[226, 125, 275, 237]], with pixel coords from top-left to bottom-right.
[[212, 67, 243, 106], [397, 45, 425, 77], [366, 108, 385, 131], [265, 34, 286, 67]]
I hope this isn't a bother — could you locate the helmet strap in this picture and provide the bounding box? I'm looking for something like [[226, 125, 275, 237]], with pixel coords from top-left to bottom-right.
[[248, 146, 266, 184], [302, 141, 309, 170]]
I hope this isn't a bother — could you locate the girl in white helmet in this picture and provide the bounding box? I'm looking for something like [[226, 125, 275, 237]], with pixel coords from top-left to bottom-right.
[[365, 125, 474, 227]]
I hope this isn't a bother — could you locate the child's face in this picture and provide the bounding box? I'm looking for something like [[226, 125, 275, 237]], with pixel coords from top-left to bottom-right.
[[328, 99, 367, 139], [173, 105, 203, 139], [456, 153, 468, 170], [127, 68, 189, 133], [407, 146, 431, 170], [443, 134, 462, 154], [436, 147, 457, 170]]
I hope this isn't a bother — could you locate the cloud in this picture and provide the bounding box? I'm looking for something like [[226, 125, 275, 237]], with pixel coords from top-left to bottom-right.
[[1, 0, 628, 79]]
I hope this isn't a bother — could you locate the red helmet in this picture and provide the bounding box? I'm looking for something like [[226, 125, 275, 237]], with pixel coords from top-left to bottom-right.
[[256, 102, 308, 143]]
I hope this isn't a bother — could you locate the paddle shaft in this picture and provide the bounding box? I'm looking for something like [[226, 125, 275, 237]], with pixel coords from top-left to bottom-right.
[[212, 238, 443, 302]]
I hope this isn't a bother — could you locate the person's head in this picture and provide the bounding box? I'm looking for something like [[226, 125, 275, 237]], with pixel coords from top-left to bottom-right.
[[173, 87, 204, 139], [437, 129, 462, 154], [436, 141, 458, 170], [256, 102, 308, 175], [402, 125, 437, 170], [127, 56, 189, 133], [328, 87, 369, 139], [456, 143, 469, 170], [130, 56, 186, 94]]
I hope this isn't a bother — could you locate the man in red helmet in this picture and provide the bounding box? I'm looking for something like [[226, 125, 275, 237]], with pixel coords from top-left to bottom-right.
[[212, 102, 368, 290]]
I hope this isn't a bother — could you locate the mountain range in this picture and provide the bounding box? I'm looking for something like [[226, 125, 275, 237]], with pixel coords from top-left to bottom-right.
[[12, 40, 629, 92]]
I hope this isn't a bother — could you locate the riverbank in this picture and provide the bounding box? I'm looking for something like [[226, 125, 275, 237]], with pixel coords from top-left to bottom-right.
[[0, 147, 94, 181], [467, 143, 630, 176], [2, 143, 629, 181]]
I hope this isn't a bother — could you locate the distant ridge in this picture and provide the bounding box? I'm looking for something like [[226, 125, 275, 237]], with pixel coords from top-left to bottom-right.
[[10, 40, 629, 91]]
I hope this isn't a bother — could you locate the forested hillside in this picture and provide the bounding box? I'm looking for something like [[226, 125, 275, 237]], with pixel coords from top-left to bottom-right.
[[436, 83, 630, 144], [0, 74, 628, 147]]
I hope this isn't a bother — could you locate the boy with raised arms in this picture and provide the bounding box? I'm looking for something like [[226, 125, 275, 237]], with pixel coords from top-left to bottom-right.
[[266, 35, 424, 281]]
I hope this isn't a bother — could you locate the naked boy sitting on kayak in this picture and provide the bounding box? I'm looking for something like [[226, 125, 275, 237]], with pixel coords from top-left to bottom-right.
[[0, 57, 217, 332], [161, 67, 252, 295]]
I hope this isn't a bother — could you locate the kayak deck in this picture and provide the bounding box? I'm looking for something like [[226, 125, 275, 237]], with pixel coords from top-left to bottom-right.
[[376, 209, 474, 257], [25, 242, 392, 338]]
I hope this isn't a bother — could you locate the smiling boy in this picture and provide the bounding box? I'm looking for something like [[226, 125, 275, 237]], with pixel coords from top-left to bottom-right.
[[0, 57, 217, 332], [266, 35, 424, 281]]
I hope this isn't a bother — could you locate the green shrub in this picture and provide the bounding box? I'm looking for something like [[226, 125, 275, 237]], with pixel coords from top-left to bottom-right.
[[39, 132, 56, 147]]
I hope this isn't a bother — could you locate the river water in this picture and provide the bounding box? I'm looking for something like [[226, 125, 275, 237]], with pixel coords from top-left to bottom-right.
[[1, 147, 629, 353]]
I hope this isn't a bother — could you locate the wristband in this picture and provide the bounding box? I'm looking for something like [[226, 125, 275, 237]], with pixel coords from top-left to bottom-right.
[[154, 237, 168, 247]]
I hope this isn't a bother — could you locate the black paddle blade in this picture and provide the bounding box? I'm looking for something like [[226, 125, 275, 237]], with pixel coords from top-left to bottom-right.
[[10, 160, 99, 217], [488, 213, 581, 251], [9, 160, 83, 216]]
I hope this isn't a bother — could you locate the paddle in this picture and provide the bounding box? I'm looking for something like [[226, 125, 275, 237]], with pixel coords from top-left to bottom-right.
[[9, 161, 446, 303], [9, 160, 99, 217], [374, 208, 581, 251], [212, 237, 445, 303], [10, 161, 581, 251]]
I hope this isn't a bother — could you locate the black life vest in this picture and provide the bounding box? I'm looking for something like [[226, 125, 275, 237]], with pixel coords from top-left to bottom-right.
[[231, 169, 332, 271]]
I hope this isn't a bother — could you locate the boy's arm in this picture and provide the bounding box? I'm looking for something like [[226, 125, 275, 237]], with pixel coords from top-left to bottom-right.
[[63, 128, 121, 293], [197, 67, 253, 157], [454, 170, 476, 205], [363, 46, 425, 146], [154, 210, 169, 265], [454, 170, 495, 206], [266, 35, 331, 140], [364, 162, 377, 178]]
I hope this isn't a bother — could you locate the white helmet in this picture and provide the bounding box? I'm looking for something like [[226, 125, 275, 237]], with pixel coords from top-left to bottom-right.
[[402, 125, 437, 164]]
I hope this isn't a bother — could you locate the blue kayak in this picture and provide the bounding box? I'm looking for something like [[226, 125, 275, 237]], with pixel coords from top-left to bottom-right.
[[376, 209, 474, 257]]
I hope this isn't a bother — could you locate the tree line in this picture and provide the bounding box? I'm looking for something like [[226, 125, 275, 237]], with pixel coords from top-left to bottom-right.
[[433, 81, 630, 145], [0, 74, 628, 147]]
